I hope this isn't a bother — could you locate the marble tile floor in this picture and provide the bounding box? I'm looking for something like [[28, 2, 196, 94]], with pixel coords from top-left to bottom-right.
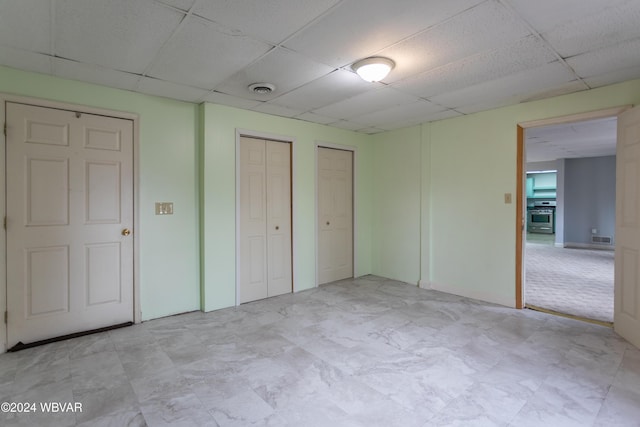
[[1, 275, 639, 426]]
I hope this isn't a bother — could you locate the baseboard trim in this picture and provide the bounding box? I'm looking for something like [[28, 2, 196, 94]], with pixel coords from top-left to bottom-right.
[[418, 280, 431, 289], [563, 242, 614, 251], [429, 281, 516, 308]]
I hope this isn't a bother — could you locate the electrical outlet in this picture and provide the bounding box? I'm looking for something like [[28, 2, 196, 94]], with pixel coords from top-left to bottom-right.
[[155, 202, 174, 215], [504, 193, 512, 204], [591, 228, 597, 234]]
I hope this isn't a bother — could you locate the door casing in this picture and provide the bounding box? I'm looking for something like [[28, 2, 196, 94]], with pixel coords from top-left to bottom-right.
[[0, 94, 141, 354]]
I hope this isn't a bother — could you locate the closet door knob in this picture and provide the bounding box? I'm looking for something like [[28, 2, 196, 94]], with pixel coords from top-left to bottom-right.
[[275, 226, 279, 230], [326, 221, 330, 226]]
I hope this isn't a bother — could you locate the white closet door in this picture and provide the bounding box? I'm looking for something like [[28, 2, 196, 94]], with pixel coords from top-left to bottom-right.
[[238, 137, 291, 304], [318, 147, 353, 285], [265, 141, 292, 297], [239, 137, 268, 303], [6, 102, 134, 348]]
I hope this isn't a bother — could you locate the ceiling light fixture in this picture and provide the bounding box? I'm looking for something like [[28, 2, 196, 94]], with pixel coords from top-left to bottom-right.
[[248, 83, 276, 94], [352, 57, 395, 82]]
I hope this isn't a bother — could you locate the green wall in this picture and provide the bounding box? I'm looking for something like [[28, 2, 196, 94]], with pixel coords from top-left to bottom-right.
[[370, 125, 422, 285], [2, 64, 639, 321], [200, 103, 373, 311], [371, 78, 640, 307], [0, 66, 201, 321]]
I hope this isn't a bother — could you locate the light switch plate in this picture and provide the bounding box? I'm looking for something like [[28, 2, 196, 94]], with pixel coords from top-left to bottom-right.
[[504, 193, 512, 204], [155, 202, 174, 215]]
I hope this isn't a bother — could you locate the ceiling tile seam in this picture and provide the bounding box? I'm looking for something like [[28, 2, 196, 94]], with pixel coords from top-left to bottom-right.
[[497, 0, 590, 90], [134, 0, 196, 91], [330, 0, 493, 71], [47, 53, 146, 80], [564, 35, 640, 66], [152, 0, 194, 16], [190, 0, 346, 50], [273, 0, 347, 47]]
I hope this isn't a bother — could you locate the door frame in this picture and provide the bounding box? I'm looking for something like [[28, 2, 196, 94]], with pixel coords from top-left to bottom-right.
[[0, 93, 141, 353], [515, 105, 632, 309], [235, 129, 296, 306], [315, 142, 357, 287]]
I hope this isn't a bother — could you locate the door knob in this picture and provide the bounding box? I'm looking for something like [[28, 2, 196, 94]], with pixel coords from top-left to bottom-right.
[[326, 221, 330, 226], [122, 228, 131, 236], [275, 226, 279, 230]]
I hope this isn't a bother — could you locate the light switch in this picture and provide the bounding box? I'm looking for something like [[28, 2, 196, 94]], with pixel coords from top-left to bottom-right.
[[155, 202, 174, 215], [504, 193, 512, 204]]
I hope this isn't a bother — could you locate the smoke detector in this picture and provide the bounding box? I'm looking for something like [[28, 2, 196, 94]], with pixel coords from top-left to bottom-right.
[[248, 83, 276, 94]]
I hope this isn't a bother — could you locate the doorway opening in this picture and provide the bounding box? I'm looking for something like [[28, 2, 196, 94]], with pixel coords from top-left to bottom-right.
[[516, 107, 629, 325]]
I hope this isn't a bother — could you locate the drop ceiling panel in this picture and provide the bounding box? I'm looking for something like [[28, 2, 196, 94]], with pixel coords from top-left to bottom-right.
[[542, 0, 640, 57], [269, 70, 373, 111], [508, 0, 627, 34], [137, 77, 210, 102], [153, 0, 196, 12], [457, 81, 586, 115], [378, 1, 531, 83], [313, 87, 421, 120], [374, 108, 462, 131], [567, 37, 640, 79], [295, 112, 337, 125], [0, 0, 51, 53], [351, 100, 445, 128], [202, 91, 262, 110], [250, 103, 304, 118], [214, 48, 334, 101], [393, 36, 555, 98], [430, 62, 577, 110], [0, 46, 52, 75], [53, 58, 140, 91], [329, 120, 369, 131], [1, 0, 639, 134], [55, 0, 183, 74], [148, 16, 273, 89], [584, 67, 640, 89], [193, 0, 340, 44], [283, 0, 485, 67]]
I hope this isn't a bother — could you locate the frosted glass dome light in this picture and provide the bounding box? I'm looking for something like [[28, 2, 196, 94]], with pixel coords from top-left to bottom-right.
[[352, 57, 395, 82]]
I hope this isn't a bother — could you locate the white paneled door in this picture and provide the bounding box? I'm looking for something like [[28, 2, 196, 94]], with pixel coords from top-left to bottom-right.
[[318, 147, 353, 285], [615, 105, 640, 349], [239, 136, 292, 304], [6, 102, 134, 349]]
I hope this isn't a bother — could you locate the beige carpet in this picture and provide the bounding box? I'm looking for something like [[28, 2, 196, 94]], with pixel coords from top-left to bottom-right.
[[525, 242, 614, 323]]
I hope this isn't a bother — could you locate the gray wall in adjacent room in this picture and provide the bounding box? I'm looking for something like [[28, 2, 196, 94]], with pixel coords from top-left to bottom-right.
[[563, 155, 616, 245]]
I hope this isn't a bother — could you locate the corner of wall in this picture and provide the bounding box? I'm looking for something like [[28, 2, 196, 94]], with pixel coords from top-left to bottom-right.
[[198, 103, 206, 312]]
